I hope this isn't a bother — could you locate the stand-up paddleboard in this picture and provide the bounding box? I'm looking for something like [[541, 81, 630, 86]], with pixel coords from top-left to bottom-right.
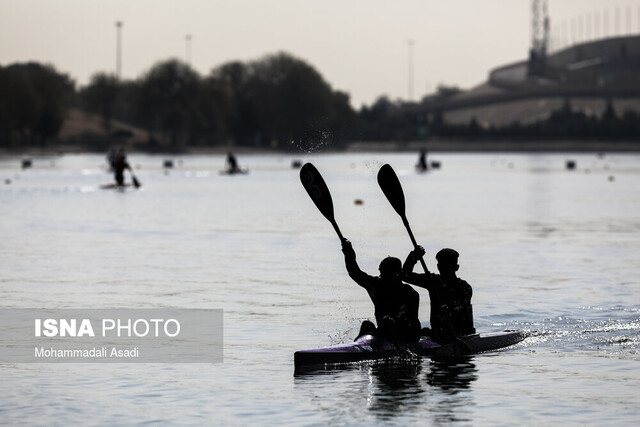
[[100, 183, 135, 190]]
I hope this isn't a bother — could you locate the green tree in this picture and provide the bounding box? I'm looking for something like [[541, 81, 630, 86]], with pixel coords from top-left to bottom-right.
[[135, 59, 202, 147], [0, 66, 40, 146], [81, 72, 120, 135], [0, 62, 74, 147], [210, 61, 257, 145], [246, 52, 350, 147]]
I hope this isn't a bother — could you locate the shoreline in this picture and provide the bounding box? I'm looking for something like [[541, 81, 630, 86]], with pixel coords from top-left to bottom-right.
[[2, 139, 640, 157]]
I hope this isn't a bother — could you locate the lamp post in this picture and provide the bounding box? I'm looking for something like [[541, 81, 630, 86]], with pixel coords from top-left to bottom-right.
[[186, 34, 192, 65], [115, 21, 123, 79], [407, 39, 415, 102]]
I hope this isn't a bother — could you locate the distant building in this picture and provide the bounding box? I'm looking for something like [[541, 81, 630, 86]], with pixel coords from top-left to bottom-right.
[[420, 35, 640, 128]]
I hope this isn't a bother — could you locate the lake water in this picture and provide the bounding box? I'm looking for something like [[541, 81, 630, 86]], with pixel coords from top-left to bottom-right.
[[1, 151, 639, 425]]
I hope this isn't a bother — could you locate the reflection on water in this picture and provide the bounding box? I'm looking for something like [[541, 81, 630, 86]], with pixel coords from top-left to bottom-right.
[[366, 358, 478, 423], [366, 360, 425, 419], [424, 359, 478, 424], [426, 358, 477, 392], [295, 357, 479, 423]]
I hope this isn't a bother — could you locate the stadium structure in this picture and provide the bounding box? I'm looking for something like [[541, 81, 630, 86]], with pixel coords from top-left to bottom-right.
[[422, 1, 640, 128]]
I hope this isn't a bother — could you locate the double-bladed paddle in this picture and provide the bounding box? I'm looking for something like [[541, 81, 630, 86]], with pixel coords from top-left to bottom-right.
[[377, 164, 427, 272], [299, 163, 345, 242]]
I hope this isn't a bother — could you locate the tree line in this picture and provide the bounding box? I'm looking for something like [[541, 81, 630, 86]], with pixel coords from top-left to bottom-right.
[[1, 53, 359, 151], [1, 53, 639, 151]]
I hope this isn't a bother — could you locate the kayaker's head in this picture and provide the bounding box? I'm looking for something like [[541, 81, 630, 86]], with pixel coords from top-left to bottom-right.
[[378, 256, 402, 280], [436, 248, 459, 277]]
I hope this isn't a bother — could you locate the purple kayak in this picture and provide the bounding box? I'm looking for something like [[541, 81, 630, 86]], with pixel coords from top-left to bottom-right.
[[294, 330, 526, 373]]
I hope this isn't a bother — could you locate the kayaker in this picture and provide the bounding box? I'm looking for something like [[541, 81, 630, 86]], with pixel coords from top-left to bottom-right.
[[341, 239, 422, 343], [403, 246, 476, 340], [416, 149, 428, 172], [226, 152, 239, 173], [113, 147, 132, 187]]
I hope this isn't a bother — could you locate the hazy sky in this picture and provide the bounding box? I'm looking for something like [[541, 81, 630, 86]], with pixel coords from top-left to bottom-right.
[[1, 0, 637, 107]]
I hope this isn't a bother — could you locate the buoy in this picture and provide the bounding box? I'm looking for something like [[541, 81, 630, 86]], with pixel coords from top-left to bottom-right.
[[291, 160, 302, 168], [163, 159, 174, 168], [566, 160, 576, 170], [21, 159, 32, 169], [430, 161, 441, 169], [354, 199, 364, 205]]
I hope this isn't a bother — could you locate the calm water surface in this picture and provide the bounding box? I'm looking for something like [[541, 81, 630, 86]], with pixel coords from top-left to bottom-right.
[[1, 151, 639, 425]]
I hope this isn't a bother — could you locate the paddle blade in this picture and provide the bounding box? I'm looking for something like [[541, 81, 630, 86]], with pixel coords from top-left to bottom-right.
[[131, 174, 141, 188], [377, 164, 406, 216], [300, 163, 335, 223]]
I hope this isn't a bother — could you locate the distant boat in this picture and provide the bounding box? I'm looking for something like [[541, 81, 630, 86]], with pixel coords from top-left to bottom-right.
[[219, 168, 249, 175], [415, 164, 428, 173]]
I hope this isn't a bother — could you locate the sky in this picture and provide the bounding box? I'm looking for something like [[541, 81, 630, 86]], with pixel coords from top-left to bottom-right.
[[1, 0, 638, 108]]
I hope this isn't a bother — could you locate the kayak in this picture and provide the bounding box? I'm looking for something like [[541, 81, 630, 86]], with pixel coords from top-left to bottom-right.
[[219, 168, 249, 175], [294, 330, 526, 374]]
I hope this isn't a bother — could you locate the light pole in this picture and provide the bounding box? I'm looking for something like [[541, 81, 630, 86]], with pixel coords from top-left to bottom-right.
[[407, 39, 415, 102], [115, 21, 123, 79], [186, 34, 192, 65]]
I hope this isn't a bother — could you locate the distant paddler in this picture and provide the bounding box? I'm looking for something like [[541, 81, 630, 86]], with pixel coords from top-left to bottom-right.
[[222, 151, 248, 175], [111, 147, 140, 188], [226, 151, 239, 173], [416, 149, 428, 173]]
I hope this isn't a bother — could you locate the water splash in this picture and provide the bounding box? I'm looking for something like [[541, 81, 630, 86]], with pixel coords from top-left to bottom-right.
[[511, 306, 640, 359], [288, 130, 334, 153]]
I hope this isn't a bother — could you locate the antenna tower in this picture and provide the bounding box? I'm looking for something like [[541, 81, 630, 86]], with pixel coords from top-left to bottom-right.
[[529, 0, 550, 76], [531, 0, 549, 57]]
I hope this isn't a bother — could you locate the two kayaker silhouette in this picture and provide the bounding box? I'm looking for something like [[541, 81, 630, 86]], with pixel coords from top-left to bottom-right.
[[300, 163, 475, 347]]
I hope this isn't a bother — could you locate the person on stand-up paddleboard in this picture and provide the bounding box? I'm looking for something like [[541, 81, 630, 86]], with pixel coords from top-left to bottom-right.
[[416, 149, 428, 172], [113, 147, 132, 187], [226, 152, 239, 174], [403, 246, 475, 341], [341, 239, 422, 343]]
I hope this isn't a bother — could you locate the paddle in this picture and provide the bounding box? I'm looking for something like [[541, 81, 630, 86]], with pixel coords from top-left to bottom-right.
[[377, 164, 428, 272], [299, 163, 345, 242], [129, 169, 141, 188], [377, 163, 469, 355]]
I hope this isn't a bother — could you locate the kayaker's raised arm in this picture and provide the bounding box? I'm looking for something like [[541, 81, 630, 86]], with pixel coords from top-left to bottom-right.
[[403, 245, 428, 284], [341, 240, 374, 287]]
